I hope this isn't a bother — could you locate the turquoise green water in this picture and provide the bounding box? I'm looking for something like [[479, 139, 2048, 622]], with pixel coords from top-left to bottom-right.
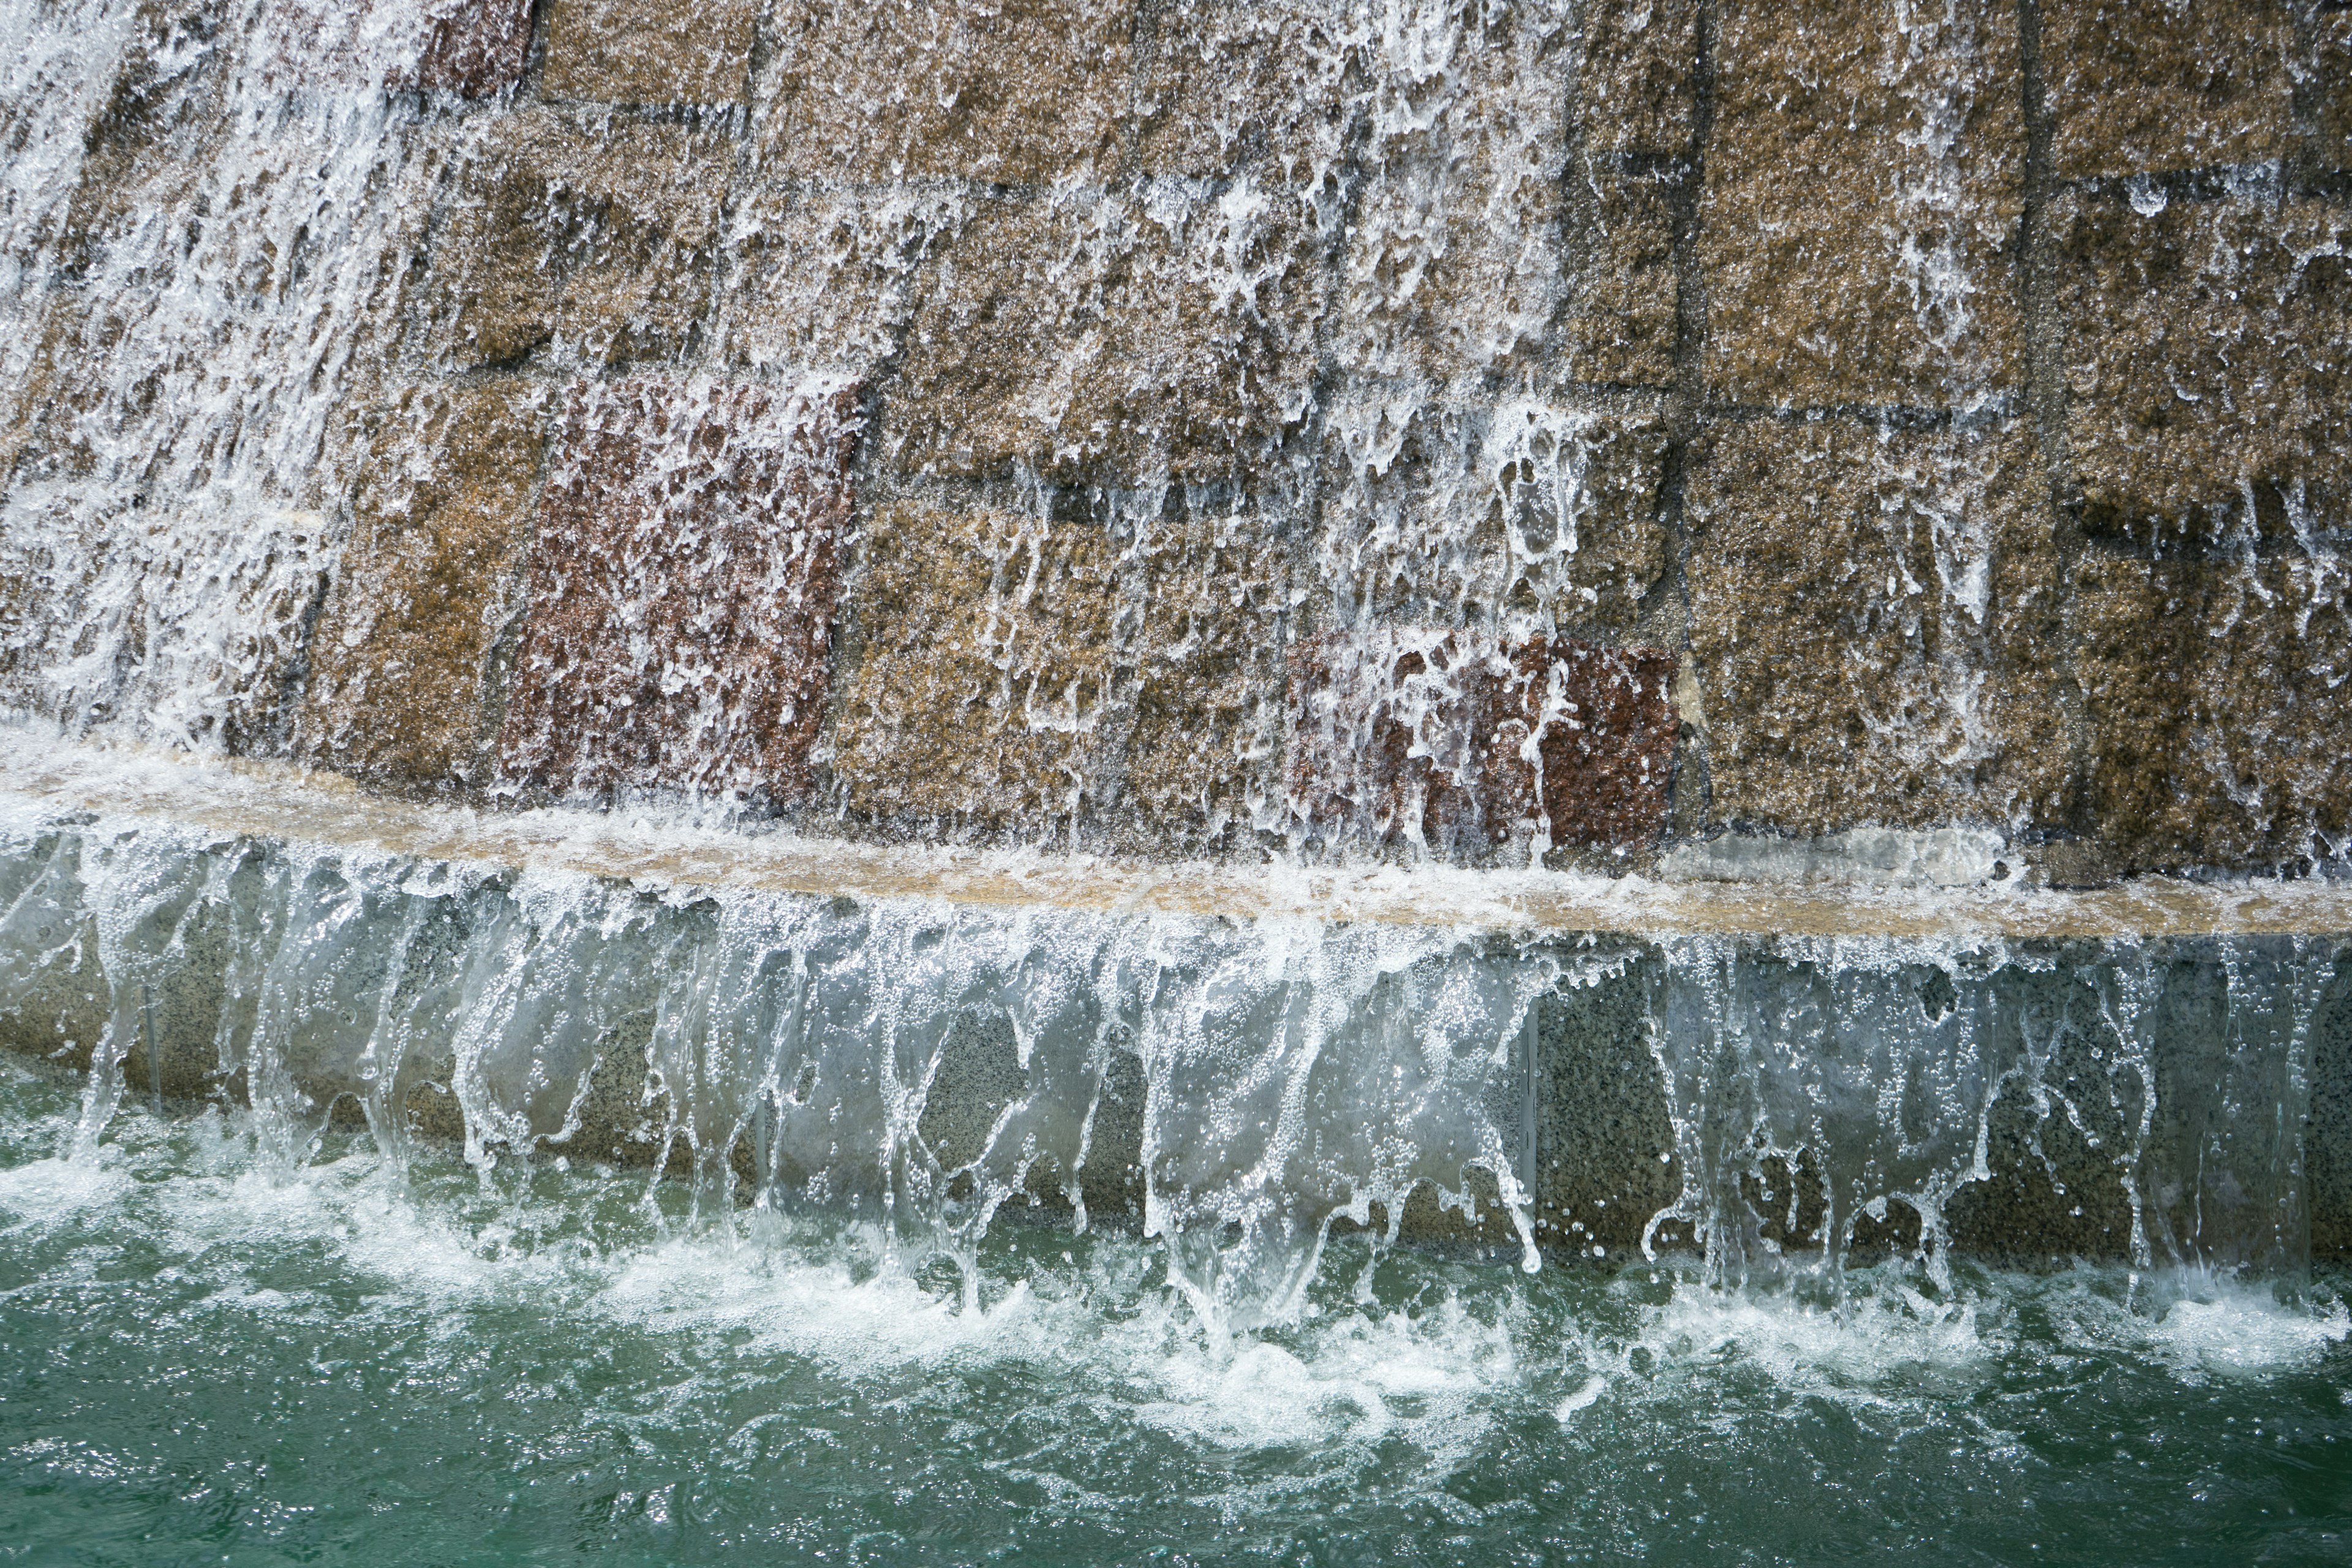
[[2, 1061, 2347, 1567]]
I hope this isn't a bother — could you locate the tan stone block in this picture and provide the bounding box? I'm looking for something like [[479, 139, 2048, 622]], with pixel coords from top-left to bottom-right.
[[1133, 0, 1354, 180], [760, 0, 1130, 184], [2076, 551, 2351, 870], [497, 378, 859, 802], [2041, 0, 2296, 179], [540, 0, 758, 107], [1701, 0, 2024, 407], [423, 111, 730, 371], [1564, 165, 1678, 386], [299, 380, 549, 786], [718, 184, 968, 379], [888, 189, 1322, 482], [2054, 193, 2351, 535], [1684, 420, 2069, 834], [1316, 401, 1672, 635], [831, 503, 1119, 826], [1333, 4, 1575, 385], [1123, 503, 1292, 846], [1575, 0, 1702, 152]]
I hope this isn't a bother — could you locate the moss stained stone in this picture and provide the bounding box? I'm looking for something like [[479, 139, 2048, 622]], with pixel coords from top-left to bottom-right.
[[760, 0, 1131, 186], [831, 503, 1120, 828], [2040, 0, 2297, 179], [1702, 0, 2023, 409], [2054, 192, 2351, 536], [540, 0, 758, 108], [497, 378, 859, 803], [1685, 420, 2069, 836], [300, 380, 549, 787]]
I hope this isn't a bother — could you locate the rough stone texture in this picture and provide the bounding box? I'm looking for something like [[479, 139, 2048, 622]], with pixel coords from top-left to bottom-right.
[[2041, 0, 2298, 179], [831, 503, 1120, 826], [2313, 957, 2352, 1261], [760, 0, 1131, 185], [540, 0, 758, 108], [2074, 551, 2352, 872], [888, 190, 1323, 482], [423, 111, 731, 371], [1334, 3, 1576, 386], [1702, 0, 2024, 407], [1123, 502, 1292, 849], [1685, 420, 2071, 835], [2053, 193, 2351, 536], [2320, 7, 2352, 171], [300, 380, 548, 788], [1536, 966, 1681, 1256], [1318, 405, 1673, 635], [719, 184, 966, 380], [411, 0, 535, 97], [1564, 165, 1679, 387], [1574, 0, 1701, 153], [260, 0, 532, 97], [1133, 0, 1354, 180], [497, 378, 859, 802], [1285, 629, 1678, 854]]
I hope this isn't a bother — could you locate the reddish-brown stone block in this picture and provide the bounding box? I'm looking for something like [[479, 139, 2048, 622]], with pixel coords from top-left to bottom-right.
[[258, 0, 532, 96], [2041, 0, 2297, 179], [1285, 630, 1677, 856], [413, 0, 534, 96], [497, 378, 861, 802]]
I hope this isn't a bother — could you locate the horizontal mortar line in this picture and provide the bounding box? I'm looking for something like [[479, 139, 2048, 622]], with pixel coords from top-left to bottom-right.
[[3, 732, 2349, 943]]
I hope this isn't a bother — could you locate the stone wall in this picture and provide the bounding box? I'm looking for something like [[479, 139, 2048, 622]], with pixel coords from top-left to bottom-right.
[[2, 0, 2346, 879]]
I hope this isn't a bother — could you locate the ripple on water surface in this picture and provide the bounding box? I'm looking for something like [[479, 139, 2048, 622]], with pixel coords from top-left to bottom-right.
[[1, 1061, 2347, 1567]]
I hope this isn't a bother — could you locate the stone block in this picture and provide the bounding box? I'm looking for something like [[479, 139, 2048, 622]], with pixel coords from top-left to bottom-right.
[[1284, 628, 1677, 856], [1684, 419, 2070, 835], [888, 189, 1323, 483], [1333, 3, 1575, 386], [1316, 402, 1673, 635], [1133, 0, 1354, 181], [718, 184, 967, 380], [2054, 192, 2351, 537], [2040, 0, 2297, 179], [2320, 8, 2352, 170], [258, 0, 531, 96], [497, 378, 860, 802], [540, 0, 758, 107], [829, 503, 1119, 826], [1574, 0, 1701, 153], [1536, 963, 1681, 1255], [1564, 164, 1679, 386], [299, 380, 549, 787], [2074, 551, 2351, 872], [1121, 501, 1293, 848], [423, 111, 731, 371], [759, 0, 1130, 184], [1701, 0, 2024, 407], [412, 0, 534, 96]]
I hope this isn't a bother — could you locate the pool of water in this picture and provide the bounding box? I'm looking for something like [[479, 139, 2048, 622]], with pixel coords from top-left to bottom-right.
[[2, 1060, 2348, 1567]]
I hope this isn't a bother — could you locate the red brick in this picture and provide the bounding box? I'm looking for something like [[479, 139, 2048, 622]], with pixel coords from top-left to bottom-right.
[[1286, 630, 1676, 856], [497, 378, 860, 802]]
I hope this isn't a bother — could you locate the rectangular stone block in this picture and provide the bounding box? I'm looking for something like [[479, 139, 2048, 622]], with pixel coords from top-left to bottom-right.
[[1684, 420, 2069, 835], [1701, 0, 2024, 408], [2041, 0, 2297, 179], [888, 189, 1323, 483], [1316, 402, 1673, 635], [718, 183, 967, 381], [1333, 2, 1575, 386], [1133, 0, 1354, 181], [759, 0, 1130, 184], [1574, 0, 1701, 153], [412, 0, 534, 96], [2321, 8, 2352, 169], [259, 0, 531, 96], [1284, 628, 1677, 856], [540, 0, 758, 108], [2075, 551, 2351, 872], [829, 503, 1118, 826], [1564, 163, 1679, 387], [300, 380, 549, 786], [2054, 192, 2351, 535], [422, 111, 730, 371], [1121, 500, 1293, 848], [497, 378, 859, 802]]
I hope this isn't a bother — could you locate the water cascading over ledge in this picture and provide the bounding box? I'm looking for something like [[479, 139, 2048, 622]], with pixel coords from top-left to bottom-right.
[[1, 0, 2349, 1323]]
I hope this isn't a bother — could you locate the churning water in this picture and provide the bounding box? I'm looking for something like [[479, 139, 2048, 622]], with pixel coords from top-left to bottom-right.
[[2, 1061, 2348, 1566]]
